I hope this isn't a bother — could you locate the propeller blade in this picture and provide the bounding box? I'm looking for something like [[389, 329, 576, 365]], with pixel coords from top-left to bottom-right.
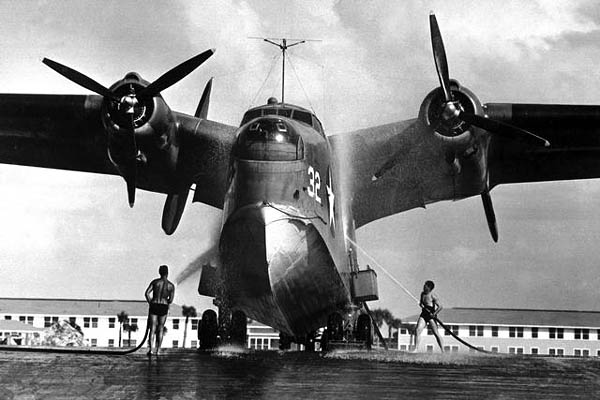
[[429, 13, 453, 102], [162, 189, 190, 235], [481, 190, 498, 242], [124, 112, 138, 207], [42, 58, 118, 100], [194, 77, 213, 119], [460, 112, 550, 147], [139, 49, 216, 98]]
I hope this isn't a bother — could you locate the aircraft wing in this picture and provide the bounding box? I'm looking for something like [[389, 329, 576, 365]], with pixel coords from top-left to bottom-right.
[[335, 103, 600, 229], [330, 118, 457, 229], [485, 103, 600, 188], [0, 93, 237, 210]]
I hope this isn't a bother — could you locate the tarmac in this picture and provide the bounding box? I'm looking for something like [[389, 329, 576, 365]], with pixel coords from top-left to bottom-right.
[[0, 346, 599, 399]]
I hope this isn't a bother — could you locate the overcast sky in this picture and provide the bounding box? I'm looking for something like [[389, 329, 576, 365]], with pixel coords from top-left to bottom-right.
[[1, 0, 600, 321]]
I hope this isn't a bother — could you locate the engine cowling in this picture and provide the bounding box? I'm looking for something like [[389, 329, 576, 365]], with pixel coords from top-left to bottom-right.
[[101, 72, 179, 176], [418, 80, 484, 148]]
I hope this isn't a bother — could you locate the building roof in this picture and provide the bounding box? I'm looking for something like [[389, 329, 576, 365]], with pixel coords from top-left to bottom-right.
[[0, 319, 43, 332], [404, 307, 600, 328], [0, 298, 190, 318]]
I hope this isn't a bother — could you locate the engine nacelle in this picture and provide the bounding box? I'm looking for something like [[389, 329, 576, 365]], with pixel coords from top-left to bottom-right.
[[418, 80, 484, 147]]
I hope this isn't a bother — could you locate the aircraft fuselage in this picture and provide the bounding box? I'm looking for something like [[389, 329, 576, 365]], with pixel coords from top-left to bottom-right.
[[217, 101, 355, 336]]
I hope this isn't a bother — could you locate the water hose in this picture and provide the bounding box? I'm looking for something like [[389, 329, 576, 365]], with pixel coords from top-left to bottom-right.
[[0, 316, 150, 355], [346, 236, 491, 354]]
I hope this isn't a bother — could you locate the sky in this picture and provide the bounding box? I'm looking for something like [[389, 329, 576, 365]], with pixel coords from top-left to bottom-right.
[[1, 0, 600, 321]]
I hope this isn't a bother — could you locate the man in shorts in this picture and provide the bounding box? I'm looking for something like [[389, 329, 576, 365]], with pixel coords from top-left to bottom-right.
[[145, 264, 175, 355], [413, 280, 444, 352]]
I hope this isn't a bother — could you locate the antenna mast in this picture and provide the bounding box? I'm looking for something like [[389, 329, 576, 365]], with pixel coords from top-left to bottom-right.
[[250, 37, 319, 104]]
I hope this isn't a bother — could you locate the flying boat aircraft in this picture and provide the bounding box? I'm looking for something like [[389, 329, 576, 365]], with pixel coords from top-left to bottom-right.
[[1, 14, 599, 349]]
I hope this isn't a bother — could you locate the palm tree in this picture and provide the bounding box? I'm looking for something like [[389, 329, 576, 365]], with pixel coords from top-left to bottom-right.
[[371, 308, 393, 335], [181, 305, 197, 348], [117, 311, 128, 348], [383, 312, 400, 339], [123, 322, 139, 347]]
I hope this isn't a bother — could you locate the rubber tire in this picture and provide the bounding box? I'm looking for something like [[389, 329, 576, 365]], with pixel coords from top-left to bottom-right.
[[199, 309, 218, 350], [230, 310, 247, 347], [327, 312, 344, 341], [356, 314, 373, 350]]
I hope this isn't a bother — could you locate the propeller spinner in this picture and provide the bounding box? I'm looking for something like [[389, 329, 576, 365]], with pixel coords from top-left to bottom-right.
[[42, 49, 215, 207]]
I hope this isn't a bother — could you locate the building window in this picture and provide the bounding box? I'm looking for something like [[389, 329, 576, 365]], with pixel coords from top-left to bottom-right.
[[4, 316, 11, 320], [516, 327, 523, 338], [583, 349, 590, 357], [491, 346, 499, 353], [91, 339, 97, 347], [574, 349, 581, 356], [191, 340, 198, 348], [19, 316, 25, 323], [69, 317, 76, 326], [443, 345, 451, 352], [84, 317, 90, 328], [492, 326, 498, 337], [131, 318, 138, 325], [531, 347, 539, 355], [44, 317, 52, 327], [476, 326, 483, 337], [92, 318, 98, 328], [108, 339, 114, 347], [469, 326, 476, 337], [531, 327, 538, 338], [509, 347, 524, 354], [549, 328, 563, 339], [192, 319, 199, 330], [173, 319, 179, 330], [426, 345, 434, 353], [582, 329, 589, 340], [123, 339, 137, 347], [173, 340, 179, 348], [109, 318, 115, 329], [549, 348, 556, 355], [509, 327, 516, 338], [444, 325, 458, 337]]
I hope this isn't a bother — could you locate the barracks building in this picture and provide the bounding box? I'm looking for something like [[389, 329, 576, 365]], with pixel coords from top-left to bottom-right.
[[399, 307, 600, 356], [0, 298, 278, 350]]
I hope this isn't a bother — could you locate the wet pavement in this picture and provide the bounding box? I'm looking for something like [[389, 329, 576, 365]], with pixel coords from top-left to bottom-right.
[[0, 347, 599, 399]]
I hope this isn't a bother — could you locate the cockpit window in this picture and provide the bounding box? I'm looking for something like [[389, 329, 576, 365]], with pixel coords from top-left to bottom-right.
[[236, 118, 304, 161], [292, 110, 312, 126], [240, 106, 324, 135]]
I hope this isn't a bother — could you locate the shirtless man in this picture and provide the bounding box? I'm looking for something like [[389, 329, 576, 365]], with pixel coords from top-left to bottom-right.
[[145, 264, 175, 355], [413, 280, 444, 353]]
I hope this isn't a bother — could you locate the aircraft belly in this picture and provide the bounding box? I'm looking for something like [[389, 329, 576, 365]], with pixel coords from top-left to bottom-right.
[[267, 218, 349, 334], [219, 205, 349, 336]]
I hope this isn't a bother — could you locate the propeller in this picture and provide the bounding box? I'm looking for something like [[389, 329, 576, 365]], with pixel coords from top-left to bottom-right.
[[428, 13, 551, 242], [429, 13, 549, 148], [43, 48, 215, 207]]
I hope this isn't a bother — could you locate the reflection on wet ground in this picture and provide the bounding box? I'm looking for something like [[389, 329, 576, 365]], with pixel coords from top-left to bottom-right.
[[0, 347, 599, 399]]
